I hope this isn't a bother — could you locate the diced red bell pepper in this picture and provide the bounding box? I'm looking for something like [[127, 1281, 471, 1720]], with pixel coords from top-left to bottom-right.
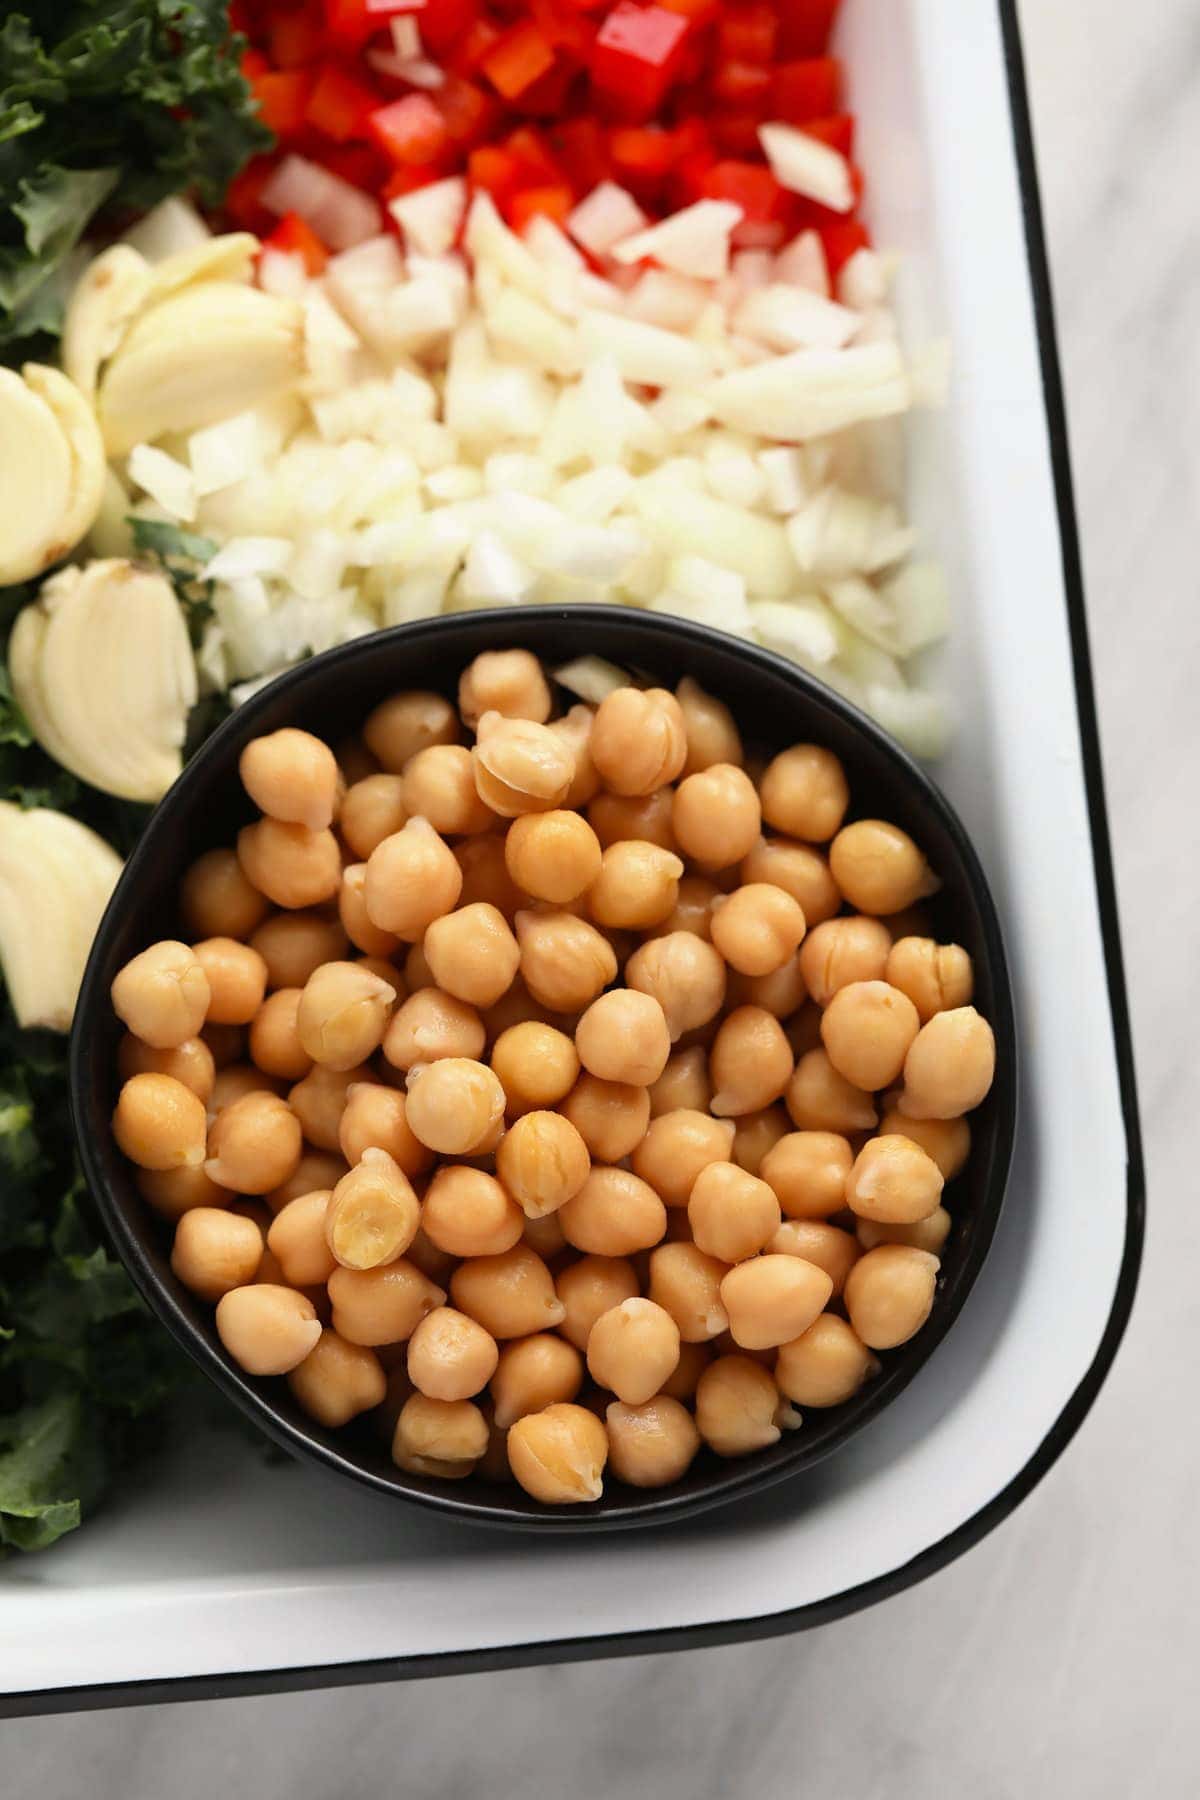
[[514, 61, 577, 119], [553, 116, 610, 192], [508, 183, 574, 231], [252, 69, 315, 138], [262, 212, 330, 275], [719, 6, 778, 64], [503, 125, 563, 183], [453, 16, 503, 73], [369, 92, 450, 164], [269, 12, 323, 70], [712, 112, 768, 158], [656, 0, 718, 25], [777, 0, 841, 59], [382, 161, 449, 199], [365, 0, 427, 11], [322, 0, 379, 52], [405, 0, 480, 57], [529, 0, 596, 59], [712, 59, 772, 109], [609, 125, 676, 182], [242, 48, 271, 83], [468, 145, 522, 200], [772, 56, 842, 121], [436, 74, 497, 146], [801, 113, 854, 157], [320, 142, 389, 188], [306, 62, 380, 141], [482, 22, 557, 99], [590, 4, 690, 122], [820, 216, 869, 274], [224, 159, 276, 233], [700, 159, 787, 222]]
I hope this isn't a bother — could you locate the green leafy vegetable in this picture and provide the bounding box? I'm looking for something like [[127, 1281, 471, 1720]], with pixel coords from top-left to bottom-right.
[[129, 514, 219, 649]]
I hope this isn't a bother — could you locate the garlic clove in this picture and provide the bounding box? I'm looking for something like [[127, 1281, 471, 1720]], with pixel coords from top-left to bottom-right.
[[22, 365, 107, 564], [0, 803, 123, 1031], [60, 244, 152, 399], [0, 367, 71, 585], [141, 233, 259, 308]]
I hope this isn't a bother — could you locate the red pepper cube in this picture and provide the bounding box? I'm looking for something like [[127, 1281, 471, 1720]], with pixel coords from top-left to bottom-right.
[[437, 74, 497, 146], [777, 0, 842, 59], [801, 113, 855, 157], [453, 16, 504, 74], [590, 4, 690, 122], [508, 183, 574, 232], [262, 212, 330, 276], [771, 56, 842, 121], [224, 158, 276, 233], [306, 63, 380, 142], [322, 0, 379, 52], [482, 22, 557, 99], [656, 0, 718, 25], [321, 142, 389, 188], [270, 13, 324, 70], [712, 59, 772, 109], [529, 0, 596, 59], [468, 145, 523, 200], [252, 70, 315, 138], [241, 49, 271, 83], [609, 125, 676, 181], [553, 116, 610, 192], [369, 93, 450, 165], [700, 159, 787, 223], [513, 60, 576, 118], [382, 161, 449, 202], [712, 112, 767, 158], [409, 0, 481, 57], [718, 5, 778, 63], [820, 216, 870, 275], [503, 126, 563, 183]]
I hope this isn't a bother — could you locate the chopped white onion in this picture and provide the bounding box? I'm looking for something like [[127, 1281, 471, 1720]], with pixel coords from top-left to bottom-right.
[[567, 183, 648, 257], [759, 123, 855, 213], [128, 444, 196, 522], [388, 177, 467, 258], [261, 156, 382, 251], [610, 201, 742, 281]]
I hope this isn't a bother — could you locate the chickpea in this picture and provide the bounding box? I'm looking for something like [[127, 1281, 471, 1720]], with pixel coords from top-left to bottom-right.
[[450, 1244, 565, 1338], [490, 1021, 579, 1116], [216, 1284, 322, 1376], [758, 744, 848, 840], [266, 1189, 337, 1286], [574, 989, 670, 1089], [337, 864, 400, 959], [710, 884, 807, 979], [589, 687, 687, 797], [786, 1050, 878, 1134], [423, 903, 521, 1010], [170, 1206, 262, 1301], [696, 1356, 797, 1456], [846, 1133, 944, 1225], [287, 1330, 386, 1427], [586, 841, 684, 932], [508, 1402, 608, 1504], [726, 952, 807, 1021], [645, 1046, 709, 1119], [459, 648, 552, 728], [200, 1022, 246, 1069], [265, 1148, 347, 1213], [501, 810, 598, 907], [482, 979, 553, 1045], [118, 1033, 215, 1104], [496, 1111, 591, 1219], [455, 832, 525, 920], [515, 909, 617, 1013], [325, 1148, 420, 1269], [828, 819, 939, 915], [623, 933, 726, 1046], [653, 1340, 707, 1403], [731, 1105, 790, 1176], [491, 1333, 584, 1428], [328, 1258, 446, 1345], [631, 1109, 734, 1208], [799, 915, 892, 1007], [393, 1394, 487, 1478], [205, 1088, 301, 1194], [858, 1207, 952, 1256], [585, 1297, 680, 1406], [240, 728, 340, 832], [382, 987, 486, 1074], [672, 764, 761, 870], [522, 1209, 567, 1259], [885, 937, 974, 1023], [364, 817, 463, 941], [768, 1220, 860, 1297], [402, 744, 497, 836], [405, 1059, 506, 1156], [364, 689, 460, 771], [877, 1107, 970, 1182], [819, 979, 921, 1094], [587, 786, 677, 854], [556, 1256, 639, 1351], [561, 1074, 650, 1162], [408, 1305, 500, 1402], [180, 848, 269, 941], [899, 1007, 996, 1120], [340, 773, 409, 861], [547, 704, 600, 809], [237, 818, 341, 910], [248, 990, 312, 1082], [208, 1062, 277, 1118], [759, 1130, 853, 1219], [740, 837, 841, 928], [721, 1254, 832, 1350], [288, 1061, 369, 1152], [776, 1314, 876, 1407], [421, 1164, 524, 1260], [250, 911, 348, 990], [189, 936, 267, 1028], [559, 1166, 667, 1256], [709, 1006, 793, 1117], [648, 1242, 730, 1342], [844, 1244, 939, 1348], [673, 675, 743, 775], [642, 876, 720, 947], [114, 1072, 208, 1170], [295, 960, 395, 1072], [137, 1161, 231, 1221], [472, 712, 574, 817], [688, 1161, 781, 1263], [112, 941, 210, 1049], [605, 1397, 701, 1488]]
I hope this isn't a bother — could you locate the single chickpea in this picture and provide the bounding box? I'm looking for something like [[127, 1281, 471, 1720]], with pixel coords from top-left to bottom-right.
[[731, 1105, 790, 1177], [490, 1021, 579, 1116], [589, 687, 687, 797], [885, 937, 974, 1023], [586, 1297, 680, 1406], [240, 729, 340, 832], [200, 1022, 246, 1069], [325, 1148, 420, 1269], [710, 884, 807, 978], [472, 712, 575, 817], [491, 1333, 583, 1428], [605, 1397, 700, 1489], [575, 989, 670, 1088], [776, 1314, 877, 1408], [507, 1402, 608, 1504], [265, 1148, 347, 1213], [623, 934, 726, 1046], [820, 979, 921, 1093], [540, 710, 597, 815], [118, 1033, 215, 1104], [688, 1162, 782, 1264], [191, 937, 269, 1027], [828, 819, 939, 916], [648, 1242, 730, 1341], [458, 648, 552, 728], [799, 916, 892, 1007], [631, 1109, 734, 1208], [250, 911, 348, 990], [588, 786, 677, 854], [423, 903, 521, 1009], [338, 865, 401, 959], [846, 1133, 944, 1225], [237, 818, 341, 910], [768, 1220, 860, 1297], [672, 764, 762, 870], [383, 987, 485, 1073], [208, 1062, 278, 1118], [287, 1330, 386, 1427], [340, 774, 409, 861], [561, 1074, 651, 1162], [496, 1111, 591, 1219], [759, 742, 851, 843], [296, 960, 395, 1071], [248, 990, 312, 1082], [137, 1161, 231, 1221], [405, 1059, 506, 1156], [364, 817, 463, 941], [288, 1061, 368, 1152], [364, 689, 460, 772], [844, 1244, 939, 1348], [877, 1107, 970, 1182], [402, 744, 497, 836], [266, 1189, 337, 1287], [899, 1007, 996, 1120], [786, 1050, 878, 1134], [558, 1166, 667, 1256], [648, 1046, 712, 1118], [503, 810, 600, 906], [180, 848, 269, 941], [555, 1256, 639, 1352], [515, 909, 617, 1013], [216, 1284, 322, 1376], [170, 1206, 262, 1301], [114, 1072, 207, 1170], [721, 1254, 832, 1350], [336, 1087, 426, 1179], [652, 1340, 706, 1402], [455, 832, 525, 920], [407, 1305, 500, 1402], [422, 1165, 524, 1258], [674, 675, 743, 775], [727, 952, 808, 1020], [393, 1394, 487, 1478], [857, 1207, 952, 1256], [740, 837, 841, 928], [709, 1006, 793, 1117], [586, 841, 684, 931], [759, 1130, 854, 1219], [696, 1356, 798, 1456], [112, 941, 210, 1049], [450, 1244, 566, 1338], [482, 979, 552, 1043], [206, 1090, 301, 1194], [327, 1258, 445, 1345], [642, 875, 721, 946]]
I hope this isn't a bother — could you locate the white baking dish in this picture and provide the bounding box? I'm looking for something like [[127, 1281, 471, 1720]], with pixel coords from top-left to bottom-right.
[[0, 0, 1142, 1715]]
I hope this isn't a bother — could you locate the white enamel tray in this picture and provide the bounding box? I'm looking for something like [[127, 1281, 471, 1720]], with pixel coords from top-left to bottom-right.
[[0, 0, 1143, 1716]]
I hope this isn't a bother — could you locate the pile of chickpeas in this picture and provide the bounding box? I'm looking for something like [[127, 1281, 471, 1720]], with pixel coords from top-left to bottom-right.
[[108, 648, 996, 1506]]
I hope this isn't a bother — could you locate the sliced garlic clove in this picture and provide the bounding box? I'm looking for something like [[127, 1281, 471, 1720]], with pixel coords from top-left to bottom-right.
[[0, 802, 123, 1031], [22, 364, 107, 563], [9, 558, 198, 803], [87, 466, 136, 559], [141, 233, 259, 307], [60, 244, 152, 399], [97, 283, 305, 456], [0, 368, 72, 585]]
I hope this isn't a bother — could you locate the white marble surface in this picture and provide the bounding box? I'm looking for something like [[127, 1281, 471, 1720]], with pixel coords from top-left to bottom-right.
[[7, 2, 1193, 1791]]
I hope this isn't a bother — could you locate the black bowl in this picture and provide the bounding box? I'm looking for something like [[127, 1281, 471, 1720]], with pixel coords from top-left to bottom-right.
[[71, 607, 1016, 1532]]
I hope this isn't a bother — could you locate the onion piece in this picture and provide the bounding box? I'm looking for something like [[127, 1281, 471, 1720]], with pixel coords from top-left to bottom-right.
[[759, 123, 855, 214]]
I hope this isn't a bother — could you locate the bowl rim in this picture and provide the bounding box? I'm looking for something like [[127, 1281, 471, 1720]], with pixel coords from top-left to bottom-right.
[[70, 605, 1017, 1532]]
